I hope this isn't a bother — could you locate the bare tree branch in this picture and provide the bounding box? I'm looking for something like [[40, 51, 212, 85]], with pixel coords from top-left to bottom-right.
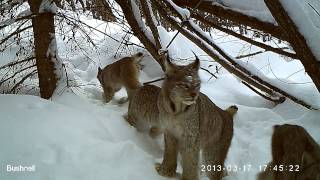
[[0, 25, 32, 46], [155, 0, 316, 109], [172, 0, 287, 41], [192, 13, 298, 59], [115, 0, 165, 70], [0, 56, 35, 70], [10, 69, 37, 93], [265, 0, 320, 93]]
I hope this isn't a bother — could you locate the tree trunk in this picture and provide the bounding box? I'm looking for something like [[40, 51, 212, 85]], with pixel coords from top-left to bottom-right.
[[28, 0, 57, 99]]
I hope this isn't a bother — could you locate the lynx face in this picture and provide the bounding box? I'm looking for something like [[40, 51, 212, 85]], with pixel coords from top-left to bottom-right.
[[164, 56, 200, 105]]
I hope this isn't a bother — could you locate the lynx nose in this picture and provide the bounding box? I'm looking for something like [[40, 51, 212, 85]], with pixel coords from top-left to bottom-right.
[[190, 92, 197, 97]]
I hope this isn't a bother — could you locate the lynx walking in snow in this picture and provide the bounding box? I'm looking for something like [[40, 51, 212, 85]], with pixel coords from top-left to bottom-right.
[[154, 55, 237, 180], [97, 52, 143, 103], [257, 124, 320, 180]]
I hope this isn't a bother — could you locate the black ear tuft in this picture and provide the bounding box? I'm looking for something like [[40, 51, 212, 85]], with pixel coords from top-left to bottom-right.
[[191, 51, 200, 70], [165, 54, 175, 73], [98, 67, 102, 74], [136, 52, 143, 57]]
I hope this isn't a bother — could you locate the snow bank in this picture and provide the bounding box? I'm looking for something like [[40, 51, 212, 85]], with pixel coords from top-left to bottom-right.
[[0, 94, 165, 180]]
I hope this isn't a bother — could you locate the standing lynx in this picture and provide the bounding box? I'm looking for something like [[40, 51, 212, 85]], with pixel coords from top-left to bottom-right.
[[126, 84, 237, 139], [97, 52, 143, 103], [155, 55, 237, 180], [257, 124, 320, 180]]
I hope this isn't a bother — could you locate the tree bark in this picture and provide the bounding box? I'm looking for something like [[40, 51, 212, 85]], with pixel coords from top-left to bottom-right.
[[28, 0, 57, 99], [264, 0, 320, 93]]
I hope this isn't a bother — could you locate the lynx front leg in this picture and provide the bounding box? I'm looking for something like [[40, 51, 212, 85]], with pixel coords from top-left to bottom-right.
[[203, 144, 229, 180], [180, 137, 200, 180], [103, 86, 115, 103], [155, 131, 178, 177]]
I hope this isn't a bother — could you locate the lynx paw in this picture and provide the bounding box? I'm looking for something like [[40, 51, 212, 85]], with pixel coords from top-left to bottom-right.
[[155, 163, 177, 177]]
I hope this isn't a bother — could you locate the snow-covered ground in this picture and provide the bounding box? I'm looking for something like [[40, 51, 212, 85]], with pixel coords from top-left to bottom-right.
[[1, 16, 320, 180], [0, 72, 319, 180]]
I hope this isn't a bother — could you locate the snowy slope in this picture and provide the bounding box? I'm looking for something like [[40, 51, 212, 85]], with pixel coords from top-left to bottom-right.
[[0, 93, 166, 180], [0, 74, 319, 180]]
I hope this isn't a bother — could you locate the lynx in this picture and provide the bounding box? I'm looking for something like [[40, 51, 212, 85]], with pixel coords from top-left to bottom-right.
[[97, 52, 143, 103], [126, 84, 161, 138], [126, 85, 238, 139], [154, 55, 237, 180], [257, 124, 320, 180]]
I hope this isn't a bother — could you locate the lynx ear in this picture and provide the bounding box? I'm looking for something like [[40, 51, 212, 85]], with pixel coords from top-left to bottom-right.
[[191, 51, 200, 70], [98, 67, 102, 74], [132, 52, 143, 62], [165, 54, 175, 74]]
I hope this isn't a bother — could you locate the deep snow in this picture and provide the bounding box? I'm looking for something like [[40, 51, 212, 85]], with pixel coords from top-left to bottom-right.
[[0, 74, 319, 180]]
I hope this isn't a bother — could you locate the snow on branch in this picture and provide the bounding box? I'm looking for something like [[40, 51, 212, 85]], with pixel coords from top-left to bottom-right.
[[167, 0, 190, 20], [140, 0, 162, 50], [130, 0, 155, 45], [115, 0, 165, 69], [156, 0, 317, 109], [171, 0, 287, 41], [191, 13, 298, 59], [265, 0, 320, 93]]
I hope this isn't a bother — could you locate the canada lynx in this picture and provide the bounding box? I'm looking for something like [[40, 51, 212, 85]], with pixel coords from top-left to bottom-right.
[[97, 52, 143, 103], [126, 85, 238, 139], [126, 84, 161, 138], [154, 55, 237, 180], [257, 124, 320, 180]]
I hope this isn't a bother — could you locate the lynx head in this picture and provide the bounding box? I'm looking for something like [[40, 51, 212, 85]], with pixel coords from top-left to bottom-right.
[[163, 54, 200, 105]]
